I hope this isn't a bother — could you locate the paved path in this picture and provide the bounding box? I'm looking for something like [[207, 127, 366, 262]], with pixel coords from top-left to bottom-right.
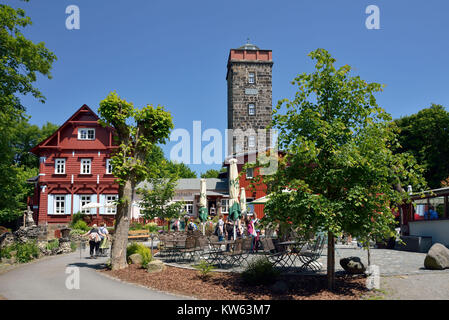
[[377, 273, 449, 300], [0, 249, 187, 300]]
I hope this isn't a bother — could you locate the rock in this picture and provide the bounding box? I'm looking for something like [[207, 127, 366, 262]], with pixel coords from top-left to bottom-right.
[[270, 280, 289, 294], [0, 233, 14, 248], [424, 243, 449, 270], [340, 256, 366, 274], [147, 259, 165, 273], [128, 253, 143, 265]]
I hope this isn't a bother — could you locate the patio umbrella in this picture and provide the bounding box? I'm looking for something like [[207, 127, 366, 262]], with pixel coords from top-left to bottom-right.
[[81, 202, 102, 209], [199, 178, 208, 234], [228, 158, 241, 238], [240, 187, 247, 216], [249, 189, 293, 205]]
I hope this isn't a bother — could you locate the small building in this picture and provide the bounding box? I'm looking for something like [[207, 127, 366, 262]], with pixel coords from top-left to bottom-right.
[[401, 187, 449, 247]]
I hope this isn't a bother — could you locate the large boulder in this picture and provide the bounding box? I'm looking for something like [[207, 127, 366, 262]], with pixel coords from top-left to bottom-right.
[[340, 256, 366, 274], [424, 243, 449, 270], [128, 253, 143, 266], [147, 259, 165, 273]]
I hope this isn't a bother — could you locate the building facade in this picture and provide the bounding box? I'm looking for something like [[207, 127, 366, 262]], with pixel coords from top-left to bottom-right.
[[29, 105, 118, 227]]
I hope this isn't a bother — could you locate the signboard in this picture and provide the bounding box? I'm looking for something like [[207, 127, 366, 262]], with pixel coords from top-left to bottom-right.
[[245, 88, 258, 95]]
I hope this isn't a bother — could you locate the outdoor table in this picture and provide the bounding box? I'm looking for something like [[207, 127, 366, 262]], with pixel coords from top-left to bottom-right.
[[207, 240, 235, 268], [276, 240, 306, 269]]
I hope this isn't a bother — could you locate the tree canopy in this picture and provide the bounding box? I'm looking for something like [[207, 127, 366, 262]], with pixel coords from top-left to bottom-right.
[[200, 168, 226, 179], [263, 48, 426, 289], [0, 0, 56, 224], [394, 104, 449, 189], [98, 91, 174, 270]]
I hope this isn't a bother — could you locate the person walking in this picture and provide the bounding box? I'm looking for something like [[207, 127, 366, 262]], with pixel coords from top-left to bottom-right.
[[98, 223, 109, 256], [83, 224, 105, 258]]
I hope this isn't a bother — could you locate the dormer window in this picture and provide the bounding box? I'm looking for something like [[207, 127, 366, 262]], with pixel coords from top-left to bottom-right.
[[78, 128, 95, 140]]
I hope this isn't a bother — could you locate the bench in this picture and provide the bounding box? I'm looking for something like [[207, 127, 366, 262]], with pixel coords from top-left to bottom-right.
[[128, 230, 149, 241]]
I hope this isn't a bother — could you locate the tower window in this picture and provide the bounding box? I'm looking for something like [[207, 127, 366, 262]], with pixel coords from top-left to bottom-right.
[[248, 103, 256, 116], [248, 72, 255, 84]]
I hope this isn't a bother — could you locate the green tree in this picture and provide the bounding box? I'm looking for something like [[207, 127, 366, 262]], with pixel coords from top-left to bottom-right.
[[200, 168, 226, 179], [264, 49, 426, 290], [394, 104, 449, 188], [98, 91, 174, 270], [138, 175, 185, 230], [0, 0, 56, 224], [13, 120, 59, 168], [168, 162, 197, 178]]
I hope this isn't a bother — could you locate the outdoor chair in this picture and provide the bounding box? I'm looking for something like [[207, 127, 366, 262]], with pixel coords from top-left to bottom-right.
[[178, 236, 197, 262], [221, 238, 244, 268], [260, 237, 288, 268], [297, 234, 326, 271]]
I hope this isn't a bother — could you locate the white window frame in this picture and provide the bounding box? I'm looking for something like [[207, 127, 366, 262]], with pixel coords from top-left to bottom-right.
[[54, 195, 66, 214], [54, 158, 66, 174], [221, 199, 229, 214], [105, 195, 118, 214], [248, 136, 256, 148], [80, 158, 92, 174], [80, 195, 92, 214], [106, 159, 113, 174], [248, 72, 255, 84], [246, 168, 254, 179], [248, 103, 256, 116], [78, 128, 95, 140], [184, 202, 193, 215]]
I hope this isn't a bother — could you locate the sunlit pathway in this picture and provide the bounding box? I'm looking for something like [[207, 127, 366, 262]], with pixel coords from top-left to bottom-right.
[[0, 248, 187, 300]]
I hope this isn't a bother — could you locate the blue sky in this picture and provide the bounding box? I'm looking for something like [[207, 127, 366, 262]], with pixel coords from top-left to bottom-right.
[[7, 0, 449, 175]]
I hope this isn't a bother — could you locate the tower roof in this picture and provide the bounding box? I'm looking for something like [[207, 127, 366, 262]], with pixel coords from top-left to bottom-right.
[[238, 39, 259, 50]]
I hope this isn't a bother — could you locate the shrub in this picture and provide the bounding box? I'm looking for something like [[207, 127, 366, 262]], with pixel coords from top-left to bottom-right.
[[72, 220, 89, 232], [70, 212, 86, 227], [193, 259, 216, 278], [126, 242, 152, 268], [14, 241, 40, 263], [129, 222, 145, 230], [70, 229, 84, 237], [0, 245, 14, 260], [70, 241, 77, 252], [241, 257, 280, 285], [46, 239, 59, 251], [144, 222, 158, 233]]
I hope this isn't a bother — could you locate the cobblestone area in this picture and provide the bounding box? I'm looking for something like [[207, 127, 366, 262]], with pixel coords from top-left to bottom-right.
[[159, 245, 449, 277]]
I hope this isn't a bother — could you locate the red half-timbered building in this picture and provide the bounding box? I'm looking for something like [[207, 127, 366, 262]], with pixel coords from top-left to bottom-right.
[[29, 105, 118, 226]]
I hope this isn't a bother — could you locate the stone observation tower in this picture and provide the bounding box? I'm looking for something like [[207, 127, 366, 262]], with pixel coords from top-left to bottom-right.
[[226, 40, 273, 155]]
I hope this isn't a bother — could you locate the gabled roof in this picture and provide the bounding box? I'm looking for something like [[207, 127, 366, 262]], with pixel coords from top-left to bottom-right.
[[30, 104, 107, 155]]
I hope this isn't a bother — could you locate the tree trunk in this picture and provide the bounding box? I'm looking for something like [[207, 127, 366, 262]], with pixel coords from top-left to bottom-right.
[[327, 231, 335, 291], [111, 181, 132, 270]]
